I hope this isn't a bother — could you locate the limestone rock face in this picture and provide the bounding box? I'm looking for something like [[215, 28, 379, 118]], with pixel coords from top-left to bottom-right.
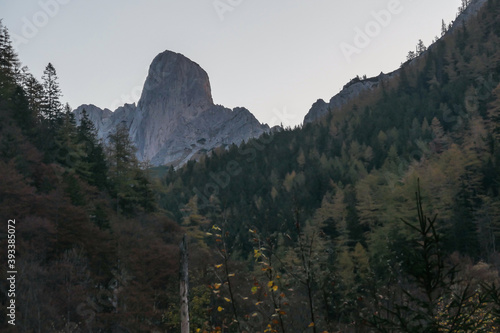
[[74, 50, 269, 167], [449, 0, 488, 33], [304, 72, 394, 124], [304, 99, 328, 124], [73, 103, 137, 139]]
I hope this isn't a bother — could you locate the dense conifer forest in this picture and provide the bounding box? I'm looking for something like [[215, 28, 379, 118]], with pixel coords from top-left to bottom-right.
[[3, 0, 500, 331]]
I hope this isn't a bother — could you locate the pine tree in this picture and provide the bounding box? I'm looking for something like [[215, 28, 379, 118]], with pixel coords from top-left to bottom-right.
[[407, 50, 416, 61], [107, 123, 147, 215], [77, 109, 108, 189], [55, 109, 87, 174], [22, 68, 44, 119], [41, 62, 63, 122], [0, 21, 20, 97], [441, 19, 448, 37], [10, 84, 35, 134], [416, 39, 427, 56]]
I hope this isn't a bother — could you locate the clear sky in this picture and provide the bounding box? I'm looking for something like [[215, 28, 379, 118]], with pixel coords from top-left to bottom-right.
[[2, 0, 461, 127]]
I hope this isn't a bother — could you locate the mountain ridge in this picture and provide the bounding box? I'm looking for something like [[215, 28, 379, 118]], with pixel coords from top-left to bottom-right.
[[303, 0, 489, 125]]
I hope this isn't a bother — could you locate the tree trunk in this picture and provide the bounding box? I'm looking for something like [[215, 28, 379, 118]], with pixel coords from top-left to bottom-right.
[[180, 234, 190, 333]]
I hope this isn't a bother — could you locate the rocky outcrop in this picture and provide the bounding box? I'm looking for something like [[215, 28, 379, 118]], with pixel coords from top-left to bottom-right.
[[449, 0, 488, 33], [74, 103, 137, 139], [304, 0, 488, 125], [74, 50, 269, 167], [304, 72, 395, 124]]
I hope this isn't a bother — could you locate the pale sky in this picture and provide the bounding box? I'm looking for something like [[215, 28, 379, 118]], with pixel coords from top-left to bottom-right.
[[2, 0, 461, 127]]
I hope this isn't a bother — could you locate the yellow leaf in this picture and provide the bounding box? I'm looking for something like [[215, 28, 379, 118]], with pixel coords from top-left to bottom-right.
[[228, 273, 235, 277], [308, 322, 315, 327], [252, 312, 259, 317], [215, 264, 223, 269], [214, 283, 222, 289], [272, 285, 278, 292], [212, 225, 221, 231], [255, 301, 263, 306], [206, 232, 213, 236], [217, 306, 224, 312], [267, 281, 274, 287], [224, 297, 231, 303]]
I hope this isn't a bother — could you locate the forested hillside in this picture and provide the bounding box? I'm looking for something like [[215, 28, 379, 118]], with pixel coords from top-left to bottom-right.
[[3, 0, 500, 332], [0, 21, 185, 332], [157, 0, 500, 331]]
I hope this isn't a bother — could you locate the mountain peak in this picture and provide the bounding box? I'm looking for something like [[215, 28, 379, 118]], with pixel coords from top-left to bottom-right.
[[138, 50, 213, 117], [74, 50, 268, 167]]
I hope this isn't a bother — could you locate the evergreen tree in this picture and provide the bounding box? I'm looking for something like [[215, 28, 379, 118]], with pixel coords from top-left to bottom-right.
[[107, 123, 154, 215], [41, 62, 63, 122], [344, 185, 365, 247], [10, 84, 35, 134], [0, 21, 20, 97], [55, 109, 87, 174], [22, 68, 44, 120], [77, 109, 108, 189], [441, 19, 448, 37], [416, 39, 427, 56]]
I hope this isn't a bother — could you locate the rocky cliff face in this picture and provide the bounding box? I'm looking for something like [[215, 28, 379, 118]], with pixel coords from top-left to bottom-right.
[[74, 50, 269, 167], [304, 72, 394, 124]]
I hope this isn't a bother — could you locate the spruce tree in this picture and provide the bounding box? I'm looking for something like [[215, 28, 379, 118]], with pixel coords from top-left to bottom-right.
[[41, 62, 63, 122], [107, 123, 142, 215], [0, 21, 20, 97], [77, 109, 109, 190], [54, 109, 87, 174], [22, 69, 44, 119]]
